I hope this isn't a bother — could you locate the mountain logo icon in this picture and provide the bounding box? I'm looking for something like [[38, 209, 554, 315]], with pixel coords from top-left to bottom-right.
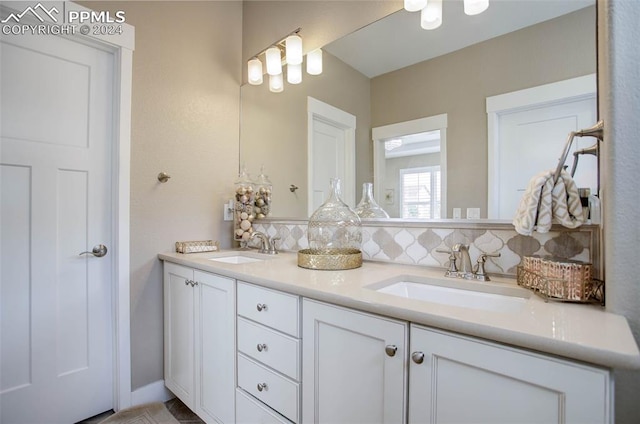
[[1, 3, 59, 24]]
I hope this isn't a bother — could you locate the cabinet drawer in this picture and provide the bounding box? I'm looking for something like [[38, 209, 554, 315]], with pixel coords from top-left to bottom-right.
[[237, 282, 299, 337], [238, 317, 301, 380], [238, 354, 300, 423], [236, 388, 292, 424]]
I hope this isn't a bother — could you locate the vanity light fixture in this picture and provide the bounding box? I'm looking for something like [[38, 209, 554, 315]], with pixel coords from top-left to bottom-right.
[[247, 57, 263, 85], [307, 48, 323, 75], [269, 73, 284, 93], [406, 0, 489, 30], [464, 0, 490, 16], [285, 34, 303, 65], [404, 0, 428, 12], [421, 0, 443, 30], [265, 46, 282, 76], [287, 63, 302, 84], [246, 28, 322, 92]]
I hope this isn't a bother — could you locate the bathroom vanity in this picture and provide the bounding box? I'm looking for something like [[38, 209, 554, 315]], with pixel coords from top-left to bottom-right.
[[160, 251, 639, 424]]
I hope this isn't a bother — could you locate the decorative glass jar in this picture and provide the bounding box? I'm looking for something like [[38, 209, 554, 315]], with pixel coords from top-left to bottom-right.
[[254, 166, 272, 219], [233, 166, 255, 243], [307, 178, 362, 250], [355, 182, 389, 218]]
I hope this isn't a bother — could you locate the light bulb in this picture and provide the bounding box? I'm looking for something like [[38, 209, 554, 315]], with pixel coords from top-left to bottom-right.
[[464, 0, 489, 16], [265, 46, 282, 76], [247, 58, 263, 85], [285, 34, 303, 65], [421, 0, 442, 30], [269, 73, 283, 93], [306, 48, 323, 75], [404, 0, 428, 12], [287, 63, 302, 84]]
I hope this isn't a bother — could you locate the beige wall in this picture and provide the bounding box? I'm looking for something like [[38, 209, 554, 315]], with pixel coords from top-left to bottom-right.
[[371, 6, 596, 217], [241, 51, 371, 217], [83, 1, 242, 390]]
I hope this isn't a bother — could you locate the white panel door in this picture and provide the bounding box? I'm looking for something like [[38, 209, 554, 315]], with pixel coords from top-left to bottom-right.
[[1, 28, 115, 423], [308, 97, 356, 215], [302, 299, 407, 424], [496, 98, 597, 219]]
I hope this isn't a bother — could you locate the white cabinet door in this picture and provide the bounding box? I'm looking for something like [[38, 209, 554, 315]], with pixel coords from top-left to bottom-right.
[[409, 325, 612, 424], [163, 263, 236, 424], [163, 262, 196, 408], [302, 299, 408, 424], [195, 271, 236, 424]]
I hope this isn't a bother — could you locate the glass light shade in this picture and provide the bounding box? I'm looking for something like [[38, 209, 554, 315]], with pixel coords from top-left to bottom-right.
[[307, 48, 323, 75], [269, 73, 284, 93], [464, 0, 489, 15], [265, 46, 282, 76], [285, 34, 303, 65], [404, 0, 428, 12], [287, 63, 302, 84], [247, 58, 263, 85], [421, 0, 442, 30]]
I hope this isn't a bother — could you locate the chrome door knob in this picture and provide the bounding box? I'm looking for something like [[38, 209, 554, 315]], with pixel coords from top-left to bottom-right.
[[257, 343, 267, 352], [411, 351, 425, 364], [385, 345, 398, 357], [79, 244, 108, 257], [257, 382, 268, 392], [256, 303, 267, 312]]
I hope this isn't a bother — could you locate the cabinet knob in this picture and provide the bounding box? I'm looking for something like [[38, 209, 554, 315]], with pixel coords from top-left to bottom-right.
[[411, 351, 425, 364], [385, 345, 398, 357], [256, 303, 268, 312], [185, 280, 190, 286], [257, 382, 268, 392], [192, 281, 198, 287], [256, 343, 267, 352]]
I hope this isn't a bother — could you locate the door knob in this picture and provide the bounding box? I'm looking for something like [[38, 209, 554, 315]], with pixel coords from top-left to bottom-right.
[[79, 244, 108, 257], [411, 351, 425, 364], [385, 345, 398, 357]]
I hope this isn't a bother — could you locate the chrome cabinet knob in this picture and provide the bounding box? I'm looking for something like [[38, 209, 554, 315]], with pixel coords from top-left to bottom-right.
[[385, 345, 398, 357], [257, 382, 268, 392], [79, 244, 108, 258], [411, 351, 425, 364], [256, 343, 267, 352], [256, 303, 267, 312], [185, 280, 190, 286]]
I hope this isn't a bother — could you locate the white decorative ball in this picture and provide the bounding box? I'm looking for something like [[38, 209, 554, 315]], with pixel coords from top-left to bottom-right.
[[240, 219, 251, 231], [240, 212, 248, 220], [241, 231, 251, 241], [235, 229, 244, 237]]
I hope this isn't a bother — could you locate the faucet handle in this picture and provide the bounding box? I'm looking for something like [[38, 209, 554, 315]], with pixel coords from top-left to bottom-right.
[[474, 253, 501, 281], [436, 248, 458, 278], [268, 236, 281, 254]]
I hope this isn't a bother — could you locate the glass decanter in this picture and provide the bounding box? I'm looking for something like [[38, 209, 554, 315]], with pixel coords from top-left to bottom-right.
[[308, 178, 362, 250], [355, 182, 389, 218]]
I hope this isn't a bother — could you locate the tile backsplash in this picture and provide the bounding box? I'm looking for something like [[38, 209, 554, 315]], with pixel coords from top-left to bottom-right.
[[252, 219, 600, 278]]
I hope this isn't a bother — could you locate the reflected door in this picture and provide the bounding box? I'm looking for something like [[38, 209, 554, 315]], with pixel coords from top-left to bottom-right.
[[1, 29, 115, 423], [307, 97, 356, 215]]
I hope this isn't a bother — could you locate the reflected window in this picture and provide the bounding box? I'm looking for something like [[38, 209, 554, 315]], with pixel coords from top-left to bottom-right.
[[400, 166, 441, 219]]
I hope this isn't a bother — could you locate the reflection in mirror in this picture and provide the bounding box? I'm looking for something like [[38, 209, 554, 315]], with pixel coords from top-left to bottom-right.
[[240, 1, 596, 220], [373, 114, 447, 219]]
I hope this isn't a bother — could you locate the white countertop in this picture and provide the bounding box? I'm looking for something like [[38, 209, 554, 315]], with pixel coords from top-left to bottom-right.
[[159, 250, 640, 370]]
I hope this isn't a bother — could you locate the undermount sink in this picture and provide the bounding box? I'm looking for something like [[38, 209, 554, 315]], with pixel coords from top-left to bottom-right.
[[208, 254, 266, 264], [369, 276, 530, 313]]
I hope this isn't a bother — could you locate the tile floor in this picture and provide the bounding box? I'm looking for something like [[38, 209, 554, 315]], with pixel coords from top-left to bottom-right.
[[77, 398, 203, 424]]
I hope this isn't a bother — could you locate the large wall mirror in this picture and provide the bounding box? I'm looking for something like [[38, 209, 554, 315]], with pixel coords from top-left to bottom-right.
[[240, 0, 596, 220]]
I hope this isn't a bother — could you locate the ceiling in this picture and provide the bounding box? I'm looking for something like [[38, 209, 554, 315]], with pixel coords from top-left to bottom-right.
[[324, 0, 594, 78]]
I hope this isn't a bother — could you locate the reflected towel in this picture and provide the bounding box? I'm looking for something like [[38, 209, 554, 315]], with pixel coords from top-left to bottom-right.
[[513, 169, 584, 236]]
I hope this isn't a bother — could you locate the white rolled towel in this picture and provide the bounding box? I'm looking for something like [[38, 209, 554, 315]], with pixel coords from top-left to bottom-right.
[[513, 169, 584, 236]]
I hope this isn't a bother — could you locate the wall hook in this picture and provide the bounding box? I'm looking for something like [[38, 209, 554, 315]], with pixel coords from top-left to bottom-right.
[[289, 184, 299, 192], [157, 172, 171, 183]]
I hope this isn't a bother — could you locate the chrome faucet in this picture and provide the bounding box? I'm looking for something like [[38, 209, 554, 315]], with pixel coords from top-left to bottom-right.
[[437, 244, 500, 281], [452, 243, 473, 279], [250, 231, 280, 255]]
